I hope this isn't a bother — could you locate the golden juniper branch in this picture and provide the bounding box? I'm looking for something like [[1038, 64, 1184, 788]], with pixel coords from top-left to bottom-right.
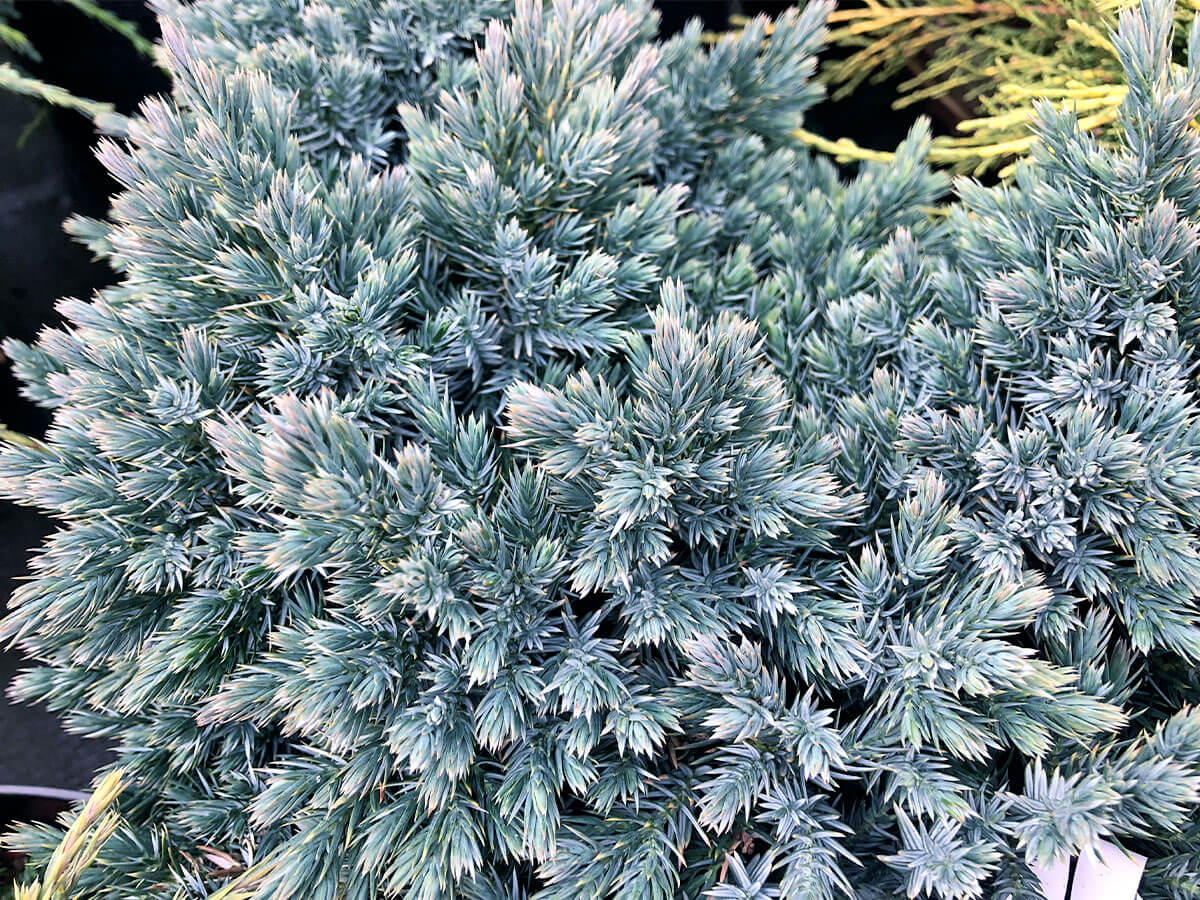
[[793, 103, 1120, 173], [11, 771, 126, 900], [0, 0, 153, 125], [820, 0, 1196, 172], [56, 0, 155, 57], [0, 62, 115, 120]]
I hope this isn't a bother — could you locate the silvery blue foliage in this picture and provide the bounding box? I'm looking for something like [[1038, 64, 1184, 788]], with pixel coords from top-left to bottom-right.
[[3, 0, 1200, 898]]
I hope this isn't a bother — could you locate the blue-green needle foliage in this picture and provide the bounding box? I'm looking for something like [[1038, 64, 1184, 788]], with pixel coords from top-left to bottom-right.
[[3, 0, 1200, 898]]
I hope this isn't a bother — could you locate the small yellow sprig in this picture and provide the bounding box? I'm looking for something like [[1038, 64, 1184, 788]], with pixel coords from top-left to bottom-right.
[[11, 770, 126, 900]]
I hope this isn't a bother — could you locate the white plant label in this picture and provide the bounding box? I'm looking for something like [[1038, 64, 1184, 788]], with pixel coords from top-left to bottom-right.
[[1030, 858, 1071, 900], [1072, 841, 1146, 900], [1031, 840, 1146, 900]]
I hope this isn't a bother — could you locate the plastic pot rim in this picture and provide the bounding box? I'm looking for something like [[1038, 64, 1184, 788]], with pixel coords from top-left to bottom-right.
[[0, 786, 87, 803]]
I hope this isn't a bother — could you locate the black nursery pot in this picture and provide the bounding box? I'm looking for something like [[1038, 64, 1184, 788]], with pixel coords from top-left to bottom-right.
[[0, 785, 85, 887]]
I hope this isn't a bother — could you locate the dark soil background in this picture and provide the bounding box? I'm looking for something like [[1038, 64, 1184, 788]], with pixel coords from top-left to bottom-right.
[[0, 0, 165, 793], [0, 0, 933, 794]]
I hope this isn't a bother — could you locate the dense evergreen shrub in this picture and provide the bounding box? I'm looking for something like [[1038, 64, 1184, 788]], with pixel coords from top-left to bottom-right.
[[3, 0, 1200, 897]]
